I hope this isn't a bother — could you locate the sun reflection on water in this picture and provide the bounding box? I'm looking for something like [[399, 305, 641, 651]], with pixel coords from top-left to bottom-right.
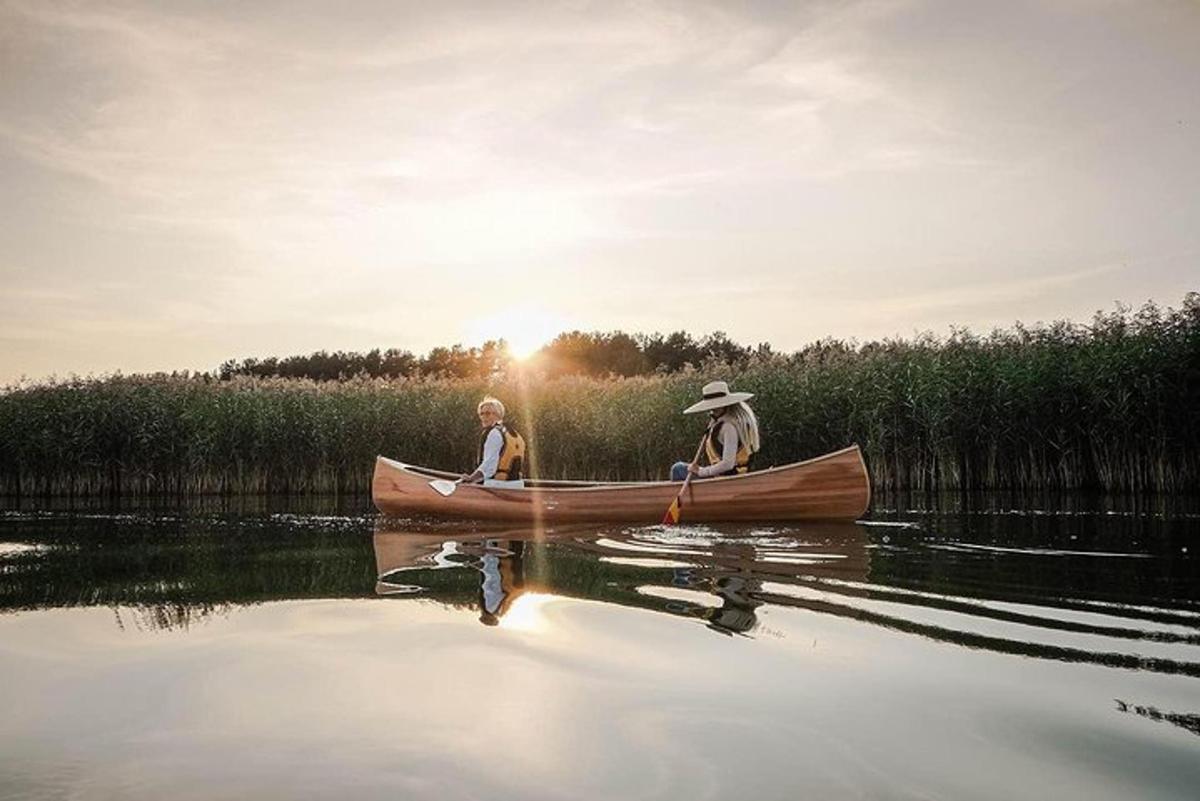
[[497, 592, 557, 632]]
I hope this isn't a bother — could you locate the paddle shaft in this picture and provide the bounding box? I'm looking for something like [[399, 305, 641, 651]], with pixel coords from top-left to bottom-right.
[[671, 431, 710, 505]]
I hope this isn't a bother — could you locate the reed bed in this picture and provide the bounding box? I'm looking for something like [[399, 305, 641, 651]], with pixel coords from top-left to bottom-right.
[[2, 297, 1197, 496]]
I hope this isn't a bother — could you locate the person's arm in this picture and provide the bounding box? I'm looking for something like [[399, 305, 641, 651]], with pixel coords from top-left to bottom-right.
[[464, 428, 503, 483], [697, 424, 739, 478]]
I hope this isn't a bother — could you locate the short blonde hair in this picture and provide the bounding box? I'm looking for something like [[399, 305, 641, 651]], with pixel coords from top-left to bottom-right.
[[477, 396, 505, 418]]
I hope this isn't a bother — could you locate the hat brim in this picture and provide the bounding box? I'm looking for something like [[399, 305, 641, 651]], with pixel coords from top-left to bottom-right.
[[683, 392, 754, 414]]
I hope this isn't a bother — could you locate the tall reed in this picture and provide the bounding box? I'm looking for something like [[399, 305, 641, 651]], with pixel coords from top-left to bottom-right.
[[2, 296, 1196, 495]]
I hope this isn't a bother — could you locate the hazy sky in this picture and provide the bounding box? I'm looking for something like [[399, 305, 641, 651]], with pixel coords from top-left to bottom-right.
[[1, 0, 1197, 381]]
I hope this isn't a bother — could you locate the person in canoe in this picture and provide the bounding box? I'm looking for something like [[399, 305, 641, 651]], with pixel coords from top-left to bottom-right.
[[671, 380, 761, 481], [461, 396, 527, 487]]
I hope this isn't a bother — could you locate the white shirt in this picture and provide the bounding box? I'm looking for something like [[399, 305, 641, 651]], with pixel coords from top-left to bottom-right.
[[697, 418, 740, 478], [480, 552, 503, 613], [475, 427, 504, 479]]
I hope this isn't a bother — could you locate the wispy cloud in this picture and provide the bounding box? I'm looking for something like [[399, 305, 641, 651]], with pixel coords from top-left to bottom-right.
[[0, 0, 945, 212], [1, 0, 1197, 380], [862, 263, 1124, 319]]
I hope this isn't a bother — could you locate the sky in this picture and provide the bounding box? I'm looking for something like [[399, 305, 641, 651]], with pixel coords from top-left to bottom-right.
[[1, 0, 1197, 382]]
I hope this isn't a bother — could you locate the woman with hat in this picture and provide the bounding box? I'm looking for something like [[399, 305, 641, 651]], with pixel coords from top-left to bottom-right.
[[670, 380, 761, 481]]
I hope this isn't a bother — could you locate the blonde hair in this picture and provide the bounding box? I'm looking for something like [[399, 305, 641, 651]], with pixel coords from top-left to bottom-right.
[[477, 396, 505, 418], [720, 401, 760, 453]]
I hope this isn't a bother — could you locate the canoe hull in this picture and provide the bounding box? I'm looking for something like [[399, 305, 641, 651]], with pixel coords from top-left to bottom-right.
[[371, 445, 871, 523]]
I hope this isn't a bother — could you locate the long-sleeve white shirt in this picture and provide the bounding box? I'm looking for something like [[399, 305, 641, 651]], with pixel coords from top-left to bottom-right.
[[697, 419, 740, 478], [474, 427, 504, 479]]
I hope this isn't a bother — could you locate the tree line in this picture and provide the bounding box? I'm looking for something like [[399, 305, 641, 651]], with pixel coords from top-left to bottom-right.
[[217, 331, 767, 381]]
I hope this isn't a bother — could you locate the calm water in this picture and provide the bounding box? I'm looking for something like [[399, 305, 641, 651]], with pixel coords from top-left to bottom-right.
[[1, 497, 1198, 800]]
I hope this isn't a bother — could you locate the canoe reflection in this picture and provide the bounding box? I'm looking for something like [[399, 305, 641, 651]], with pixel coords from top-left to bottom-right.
[[372, 520, 869, 635]]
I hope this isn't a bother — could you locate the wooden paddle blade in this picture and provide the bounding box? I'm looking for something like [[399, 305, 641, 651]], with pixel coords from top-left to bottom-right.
[[661, 497, 681, 525], [429, 479, 458, 497]]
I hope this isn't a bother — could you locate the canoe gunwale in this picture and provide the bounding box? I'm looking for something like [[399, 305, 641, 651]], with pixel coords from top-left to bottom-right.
[[376, 458, 652, 488]]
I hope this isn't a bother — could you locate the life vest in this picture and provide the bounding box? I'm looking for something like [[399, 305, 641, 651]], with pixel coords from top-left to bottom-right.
[[477, 422, 526, 481], [704, 420, 751, 476]]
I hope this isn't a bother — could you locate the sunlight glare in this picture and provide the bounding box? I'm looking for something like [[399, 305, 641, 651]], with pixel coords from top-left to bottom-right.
[[468, 307, 572, 361], [508, 335, 546, 361], [498, 592, 556, 632]]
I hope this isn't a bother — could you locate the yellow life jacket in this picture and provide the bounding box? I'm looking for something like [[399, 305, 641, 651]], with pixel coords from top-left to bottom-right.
[[477, 422, 526, 481], [704, 420, 751, 476]]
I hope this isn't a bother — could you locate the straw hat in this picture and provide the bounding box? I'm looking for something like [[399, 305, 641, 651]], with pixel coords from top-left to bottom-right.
[[683, 380, 754, 414]]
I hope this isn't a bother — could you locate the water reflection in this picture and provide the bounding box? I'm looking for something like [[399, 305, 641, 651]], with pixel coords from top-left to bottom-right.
[[472, 539, 527, 626], [2, 504, 1199, 800], [1115, 699, 1200, 738], [680, 570, 764, 637], [375, 536, 531, 627], [367, 518, 1200, 679], [371, 522, 868, 637], [0, 506, 1197, 680]]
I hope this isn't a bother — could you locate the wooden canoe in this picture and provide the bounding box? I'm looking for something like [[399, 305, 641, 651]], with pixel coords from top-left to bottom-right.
[[371, 445, 871, 523]]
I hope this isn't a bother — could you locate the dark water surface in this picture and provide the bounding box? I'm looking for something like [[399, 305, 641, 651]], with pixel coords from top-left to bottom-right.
[[1, 497, 1198, 800]]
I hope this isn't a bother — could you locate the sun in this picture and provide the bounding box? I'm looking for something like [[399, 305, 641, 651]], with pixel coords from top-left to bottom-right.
[[468, 307, 571, 363], [507, 333, 547, 361]]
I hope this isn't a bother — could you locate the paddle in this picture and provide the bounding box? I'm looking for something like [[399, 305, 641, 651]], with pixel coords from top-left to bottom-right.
[[662, 432, 709, 525], [429, 478, 463, 497]]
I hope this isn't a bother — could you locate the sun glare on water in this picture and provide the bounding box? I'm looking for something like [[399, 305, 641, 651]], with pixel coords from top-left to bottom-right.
[[498, 592, 556, 632]]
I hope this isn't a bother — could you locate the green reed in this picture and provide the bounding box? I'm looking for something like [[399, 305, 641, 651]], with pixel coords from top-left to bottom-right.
[[2, 296, 1197, 496]]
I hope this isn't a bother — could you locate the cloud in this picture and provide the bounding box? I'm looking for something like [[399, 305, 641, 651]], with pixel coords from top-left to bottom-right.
[[1, 0, 1196, 381], [0, 0, 944, 215], [861, 263, 1124, 319]]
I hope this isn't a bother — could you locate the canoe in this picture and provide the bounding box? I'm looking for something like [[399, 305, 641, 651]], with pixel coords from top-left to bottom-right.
[[371, 445, 871, 523]]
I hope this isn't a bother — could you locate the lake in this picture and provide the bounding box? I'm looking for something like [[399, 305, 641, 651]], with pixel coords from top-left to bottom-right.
[[1, 496, 1197, 800]]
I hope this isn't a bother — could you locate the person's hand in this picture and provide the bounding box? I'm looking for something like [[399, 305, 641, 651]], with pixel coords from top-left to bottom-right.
[[687, 462, 701, 477], [460, 473, 476, 484]]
